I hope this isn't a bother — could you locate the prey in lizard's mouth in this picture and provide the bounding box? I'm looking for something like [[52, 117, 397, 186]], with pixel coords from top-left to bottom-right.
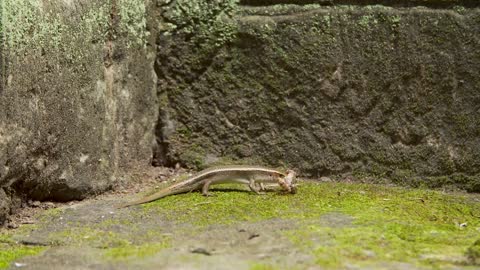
[[278, 169, 297, 194]]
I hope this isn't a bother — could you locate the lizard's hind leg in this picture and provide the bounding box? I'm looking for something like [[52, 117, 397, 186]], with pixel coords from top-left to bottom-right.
[[202, 180, 214, 196]]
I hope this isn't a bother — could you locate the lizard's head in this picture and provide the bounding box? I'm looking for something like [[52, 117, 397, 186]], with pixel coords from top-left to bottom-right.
[[278, 169, 297, 194]]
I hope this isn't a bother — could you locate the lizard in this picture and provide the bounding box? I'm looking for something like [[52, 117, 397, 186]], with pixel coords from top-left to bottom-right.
[[117, 165, 297, 208]]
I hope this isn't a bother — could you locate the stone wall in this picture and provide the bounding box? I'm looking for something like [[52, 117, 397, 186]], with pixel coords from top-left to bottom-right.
[[239, 0, 479, 8], [153, 0, 480, 191], [1, 0, 479, 224], [0, 0, 157, 224]]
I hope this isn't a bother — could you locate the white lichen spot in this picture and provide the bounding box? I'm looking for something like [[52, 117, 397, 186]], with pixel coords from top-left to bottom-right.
[[447, 145, 458, 159], [59, 170, 68, 180], [79, 154, 89, 163], [120, 87, 130, 99], [95, 80, 106, 102], [426, 136, 440, 148], [7, 75, 13, 86]]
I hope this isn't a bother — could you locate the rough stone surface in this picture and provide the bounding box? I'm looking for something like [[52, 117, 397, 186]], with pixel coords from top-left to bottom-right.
[[154, 2, 480, 191], [0, 0, 157, 224], [0, 189, 9, 224], [240, 0, 480, 8], [1, 0, 480, 225]]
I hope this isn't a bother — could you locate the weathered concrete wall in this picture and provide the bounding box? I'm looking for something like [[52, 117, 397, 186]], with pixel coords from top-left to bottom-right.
[[0, 0, 157, 224], [154, 1, 480, 191]]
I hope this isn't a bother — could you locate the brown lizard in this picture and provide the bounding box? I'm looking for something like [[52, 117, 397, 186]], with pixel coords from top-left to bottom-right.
[[118, 165, 296, 208]]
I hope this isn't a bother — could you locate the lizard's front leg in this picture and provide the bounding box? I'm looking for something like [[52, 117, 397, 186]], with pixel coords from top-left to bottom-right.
[[257, 182, 266, 192], [249, 178, 265, 195]]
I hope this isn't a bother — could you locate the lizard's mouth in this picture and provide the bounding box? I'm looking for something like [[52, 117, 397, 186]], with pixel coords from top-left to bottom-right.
[[279, 169, 297, 193]]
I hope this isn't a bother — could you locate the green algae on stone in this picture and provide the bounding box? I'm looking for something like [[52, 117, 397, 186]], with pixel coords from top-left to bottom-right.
[[249, 263, 279, 270], [141, 181, 479, 225], [0, 233, 45, 269], [139, 181, 479, 268], [119, 0, 149, 48], [165, 0, 238, 48], [466, 239, 480, 265], [2, 0, 147, 55], [41, 217, 171, 261], [140, 183, 296, 226], [47, 227, 131, 248], [35, 207, 66, 224], [283, 183, 479, 269], [103, 241, 170, 261]]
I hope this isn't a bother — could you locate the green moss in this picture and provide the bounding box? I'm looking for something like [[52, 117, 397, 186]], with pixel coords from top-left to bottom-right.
[[2, 0, 109, 59], [166, 0, 238, 49], [249, 263, 279, 270], [43, 220, 170, 261], [142, 181, 479, 225], [280, 183, 478, 268], [103, 241, 169, 261], [141, 183, 295, 226], [178, 143, 207, 169], [358, 15, 378, 28], [140, 181, 478, 267], [3, 0, 146, 56], [119, 0, 148, 48], [36, 207, 66, 223], [0, 233, 45, 269], [40, 224, 170, 261], [5, 182, 478, 267], [289, 224, 475, 268], [48, 227, 130, 247], [466, 239, 480, 265], [42, 226, 170, 262]]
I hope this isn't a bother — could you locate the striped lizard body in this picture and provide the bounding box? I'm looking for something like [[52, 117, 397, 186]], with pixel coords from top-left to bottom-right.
[[118, 165, 296, 208]]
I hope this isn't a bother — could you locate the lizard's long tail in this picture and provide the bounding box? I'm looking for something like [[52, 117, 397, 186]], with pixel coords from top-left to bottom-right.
[[116, 186, 191, 209]]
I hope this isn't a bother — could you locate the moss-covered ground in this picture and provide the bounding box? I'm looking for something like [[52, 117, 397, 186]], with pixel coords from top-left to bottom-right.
[[0, 234, 44, 269], [1, 181, 479, 269]]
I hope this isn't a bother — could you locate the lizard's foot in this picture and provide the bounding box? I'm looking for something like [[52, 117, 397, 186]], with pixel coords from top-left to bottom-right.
[[252, 190, 267, 195], [257, 182, 267, 192], [249, 180, 264, 195], [202, 181, 213, 197], [252, 185, 267, 195], [202, 191, 215, 197]]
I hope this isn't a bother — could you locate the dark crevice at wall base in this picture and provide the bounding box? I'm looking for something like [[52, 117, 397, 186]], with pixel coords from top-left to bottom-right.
[[152, 108, 176, 167], [239, 0, 480, 8]]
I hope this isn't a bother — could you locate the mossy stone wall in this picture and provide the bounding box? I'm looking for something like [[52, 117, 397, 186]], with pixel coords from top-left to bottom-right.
[[0, 0, 157, 224], [154, 2, 480, 191]]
